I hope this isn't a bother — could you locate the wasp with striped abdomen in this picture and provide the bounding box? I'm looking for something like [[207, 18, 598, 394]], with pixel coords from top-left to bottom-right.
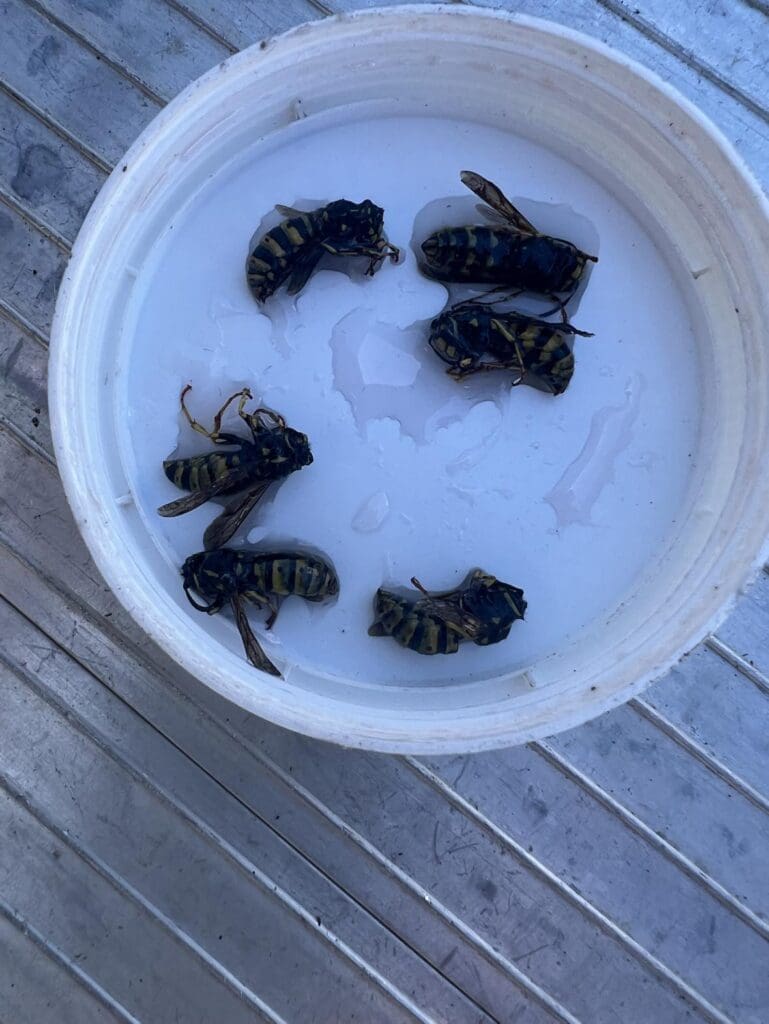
[[428, 301, 592, 395], [247, 198, 400, 303], [158, 385, 313, 549], [420, 171, 597, 306], [182, 547, 340, 677], [368, 570, 526, 655]]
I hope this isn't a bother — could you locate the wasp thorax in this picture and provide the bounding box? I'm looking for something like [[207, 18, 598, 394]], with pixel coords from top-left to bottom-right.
[[324, 199, 385, 242]]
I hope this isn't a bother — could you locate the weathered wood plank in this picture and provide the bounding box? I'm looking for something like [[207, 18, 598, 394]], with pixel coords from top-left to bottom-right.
[[612, 0, 769, 120], [642, 645, 769, 810], [0, 201, 66, 335], [414, 739, 768, 1023], [0, 633, 436, 1024], [546, 702, 769, 920], [0, 909, 118, 1024], [0, 313, 51, 455], [31, 0, 230, 102], [0, 89, 103, 246], [713, 571, 769, 683], [0, 777, 285, 1024], [245, 728, 717, 1024], [155, 0, 322, 52], [0, 0, 160, 166]]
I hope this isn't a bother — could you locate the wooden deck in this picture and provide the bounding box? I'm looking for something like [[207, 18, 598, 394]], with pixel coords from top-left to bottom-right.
[[1, 2, 768, 1021]]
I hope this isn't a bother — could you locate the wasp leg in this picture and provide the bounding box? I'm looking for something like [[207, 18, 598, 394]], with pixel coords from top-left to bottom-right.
[[243, 590, 280, 630], [557, 304, 593, 338], [265, 602, 280, 630], [180, 384, 253, 441], [475, 285, 525, 306], [447, 363, 480, 380], [321, 241, 392, 264], [379, 240, 400, 264], [510, 337, 528, 386], [250, 407, 286, 431], [453, 359, 526, 383], [183, 583, 224, 614]]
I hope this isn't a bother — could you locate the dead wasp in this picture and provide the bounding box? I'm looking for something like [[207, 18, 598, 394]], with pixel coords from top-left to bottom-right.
[[182, 547, 339, 677], [420, 171, 597, 305], [158, 385, 313, 549], [368, 570, 526, 655], [428, 301, 592, 395], [247, 198, 400, 302]]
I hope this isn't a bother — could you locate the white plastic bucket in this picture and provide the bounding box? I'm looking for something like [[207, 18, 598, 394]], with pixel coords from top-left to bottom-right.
[[50, 5, 769, 752]]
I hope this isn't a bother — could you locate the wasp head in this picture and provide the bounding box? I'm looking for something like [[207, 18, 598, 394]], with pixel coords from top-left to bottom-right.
[[428, 310, 478, 371], [462, 570, 527, 627], [182, 549, 241, 612], [284, 427, 313, 468]]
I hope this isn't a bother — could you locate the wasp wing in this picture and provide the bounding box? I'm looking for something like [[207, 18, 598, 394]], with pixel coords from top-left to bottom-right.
[[417, 595, 485, 642], [275, 203, 305, 219], [157, 488, 215, 517], [157, 469, 241, 518], [460, 171, 538, 235], [286, 246, 324, 295], [230, 595, 281, 676], [202, 481, 271, 550]]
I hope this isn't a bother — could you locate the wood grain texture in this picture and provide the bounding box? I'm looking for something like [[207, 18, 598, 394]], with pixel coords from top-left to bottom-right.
[[1, 1, 768, 1022], [0, 1, 162, 166], [28, 0, 231, 102], [0, 632, 443, 1024], [0, 908, 121, 1024], [169, 0, 323, 50], [0, 433, 558, 1023]]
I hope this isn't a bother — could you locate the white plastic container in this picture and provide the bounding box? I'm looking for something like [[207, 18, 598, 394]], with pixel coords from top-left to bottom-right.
[[50, 5, 769, 753]]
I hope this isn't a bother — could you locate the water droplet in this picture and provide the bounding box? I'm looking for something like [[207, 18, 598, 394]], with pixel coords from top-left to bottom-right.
[[352, 491, 390, 533], [544, 374, 646, 528]]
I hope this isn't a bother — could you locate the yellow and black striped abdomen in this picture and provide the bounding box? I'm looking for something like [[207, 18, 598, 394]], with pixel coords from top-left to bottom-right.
[[421, 226, 523, 283], [521, 327, 574, 395], [249, 553, 339, 600], [368, 591, 461, 655], [247, 213, 319, 302], [163, 451, 252, 495]]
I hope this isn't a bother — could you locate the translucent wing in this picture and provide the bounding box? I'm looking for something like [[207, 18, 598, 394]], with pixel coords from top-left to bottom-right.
[[460, 170, 538, 234], [426, 599, 484, 641], [275, 204, 305, 218], [230, 595, 281, 676], [410, 578, 484, 641], [286, 246, 324, 295], [202, 481, 272, 551], [157, 469, 239, 518]]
